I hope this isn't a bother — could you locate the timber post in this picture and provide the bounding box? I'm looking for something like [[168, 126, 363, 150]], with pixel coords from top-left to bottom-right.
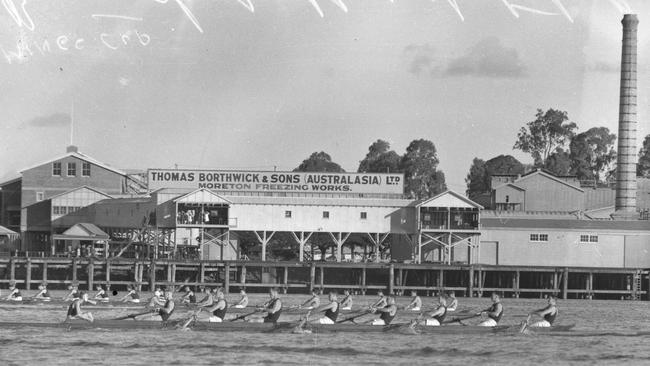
[[468, 265, 474, 298], [309, 262, 316, 292], [562, 267, 569, 300], [25, 258, 31, 290], [72, 258, 78, 284], [388, 263, 394, 295], [224, 262, 230, 294], [87, 259, 94, 291]]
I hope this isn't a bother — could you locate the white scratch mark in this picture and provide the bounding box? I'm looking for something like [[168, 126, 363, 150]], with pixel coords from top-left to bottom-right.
[[550, 0, 573, 23], [155, 0, 203, 33], [236, 0, 254, 13], [330, 0, 348, 13], [91, 14, 143, 21], [2, 0, 34, 31], [500, 0, 558, 18], [307, 0, 324, 17], [607, 0, 632, 14]]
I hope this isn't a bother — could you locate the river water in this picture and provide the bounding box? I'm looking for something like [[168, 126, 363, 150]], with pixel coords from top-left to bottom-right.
[[0, 293, 648, 365]]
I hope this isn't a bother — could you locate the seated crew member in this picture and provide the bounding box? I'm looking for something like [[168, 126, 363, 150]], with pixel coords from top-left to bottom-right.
[[180, 286, 196, 304], [153, 287, 164, 301], [340, 290, 353, 311], [314, 292, 339, 324], [156, 290, 175, 321], [6, 282, 22, 301], [371, 291, 388, 308], [120, 285, 141, 303], [405, 291, 422, 311], [250, 288, 283, 323], [232, 289, 249, 308], [93, 285, 110, 302], [527, 295, 558, 328], [63, 284, 80, 301], [66, 291, 95, 323], [446, 292, 458, 312], [204, 291, 228, 322], [423, 296, 448, 326], [477, 293, 503, 327], [196, 287, 214, 306], [367, 296, 397, 326], [299, 289, 320, 310], [33, 283, 52, 301]]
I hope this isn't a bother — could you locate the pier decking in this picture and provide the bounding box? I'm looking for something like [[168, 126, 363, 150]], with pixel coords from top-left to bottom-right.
[[0, 257, 647, 300]]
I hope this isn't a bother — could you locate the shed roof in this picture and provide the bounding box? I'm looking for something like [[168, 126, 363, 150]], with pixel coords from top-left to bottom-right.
[[481, 217, 650, 232], [52, 223, 110, 241], [0, 225, 18, 236], [416, 190, 483, 209]]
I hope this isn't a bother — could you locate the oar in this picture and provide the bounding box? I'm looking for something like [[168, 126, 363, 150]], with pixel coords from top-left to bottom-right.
[[519, 314, 532, 334], [112, 309, 154, 320], [178, 308, 202, 330], [229, 309, 260, 322], [336, 310, 372, 324], [441, 313, 482, 325]]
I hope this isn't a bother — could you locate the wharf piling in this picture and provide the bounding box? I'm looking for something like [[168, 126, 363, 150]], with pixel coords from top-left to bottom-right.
[[0, 257, 647, 300]]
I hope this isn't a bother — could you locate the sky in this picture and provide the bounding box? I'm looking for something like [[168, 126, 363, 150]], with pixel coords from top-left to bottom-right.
[[1, 0, 650, 193]]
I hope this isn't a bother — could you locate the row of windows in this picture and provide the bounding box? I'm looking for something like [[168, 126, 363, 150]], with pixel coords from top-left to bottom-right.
[[529, 233, 549, 242], [53, 162, 91, 177], [529, 233, 599, 243], [52, 206, 82, 215], [284, 211, 368, 220]]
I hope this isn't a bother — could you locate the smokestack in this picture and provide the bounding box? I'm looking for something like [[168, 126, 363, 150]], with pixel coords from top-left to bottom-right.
[[613, 14, 639, 220]]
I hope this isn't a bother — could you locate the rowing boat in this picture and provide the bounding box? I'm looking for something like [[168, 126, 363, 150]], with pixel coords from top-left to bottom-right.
[[0, 319, 575, 334]]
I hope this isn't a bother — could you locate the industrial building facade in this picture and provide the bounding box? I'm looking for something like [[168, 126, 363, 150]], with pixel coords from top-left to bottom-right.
[[1, 146, 650, 270]]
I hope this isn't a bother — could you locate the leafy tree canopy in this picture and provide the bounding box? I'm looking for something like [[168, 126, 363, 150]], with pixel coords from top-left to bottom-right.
[[513, 108, 577, 167], [293, 151, 345, 172]]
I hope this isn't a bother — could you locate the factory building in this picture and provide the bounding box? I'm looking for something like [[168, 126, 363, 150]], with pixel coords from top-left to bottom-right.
[[0, 145, 649, 270]]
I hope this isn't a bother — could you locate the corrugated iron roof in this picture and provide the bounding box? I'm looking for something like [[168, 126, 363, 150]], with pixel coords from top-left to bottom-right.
[[481, 217, 650, 231]]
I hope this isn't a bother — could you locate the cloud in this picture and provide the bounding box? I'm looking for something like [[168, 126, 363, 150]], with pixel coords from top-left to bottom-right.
[[24, 113, 70, 128], [446, 37, 526, 78], [403, 44, 439, 76], [588, 62, 619, 73]]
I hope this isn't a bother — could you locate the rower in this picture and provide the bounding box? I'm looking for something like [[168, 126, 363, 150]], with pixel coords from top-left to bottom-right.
[[371, 290, 388, 308], [249, 288, 283, 323], [120, 285, 141, 303], [404, 291, 422, 311], [6, 282, 22, 301], [477, 293, 503, 327], [180, 286, 196, 304], [66, 291, 95, 323], [196, 287, 214, 306], [314, 292, 339, 324], [205, 291, 228, 322], [93, 285, 110, 303], [527, 295, 558, 328], [446, 291, 458, 312], [33, 283, 52, 301], [367, 296, 397, 326], [148, 288, 166, 309], [299, 289, 320, 310], [232, 289, 248, 308], [423, 296, 447, 326], [156, 290, 175, 321], [153, 287, 163, 300], [340, 290, 353, 310], [63, 284, 80, 301]]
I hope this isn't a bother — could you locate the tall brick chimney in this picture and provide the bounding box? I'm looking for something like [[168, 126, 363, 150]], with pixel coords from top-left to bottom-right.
[[613, 14, 639, 220]]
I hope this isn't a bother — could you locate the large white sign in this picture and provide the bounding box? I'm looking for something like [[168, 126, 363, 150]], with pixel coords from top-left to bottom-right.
[[147, 169, 404, 194]]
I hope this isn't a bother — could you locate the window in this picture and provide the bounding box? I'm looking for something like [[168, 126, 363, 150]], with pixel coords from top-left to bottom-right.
[[322, 211, 330, 219], [82, 162, 91, 177], [590, 235, 598, 243], [530, 233, 548, 242], [580, 235, 590, 243], [53, 206, 60, 215], [52, 162, 61, 176], [580, 234, 598, 243], [60, 206, 67, 215], [67, 162, 76, 176], [36, 192, 44, 202], [360, 212, 367, 220], [505, 195, 510, 203], [285, 211, 292, 218]]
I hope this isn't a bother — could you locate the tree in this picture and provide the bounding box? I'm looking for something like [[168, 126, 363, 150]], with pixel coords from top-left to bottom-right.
[[569, 127, 617, 182], [513, 108, 577, 167], [638, 134, 650, 177], [544, 149, 572, 176], [293, 151, 345, 172], [358, 139, 401, 174], [401, 139, 446, 199], [465, 155, 525, 197]]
